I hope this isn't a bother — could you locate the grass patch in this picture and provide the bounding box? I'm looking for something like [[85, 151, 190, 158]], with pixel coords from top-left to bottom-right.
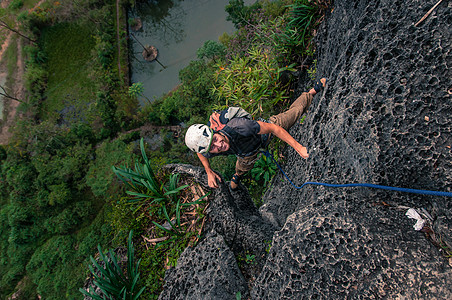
[[5, 36, 18, 77], [39, 22, 96, 123], [22, 0, 42, 10], [0, 29, 7, 50], [0, 36, 18, 123]]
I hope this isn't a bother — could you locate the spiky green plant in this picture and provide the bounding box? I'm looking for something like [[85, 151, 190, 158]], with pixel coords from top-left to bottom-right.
[[152, 190, 209, 236], [112, 138, 187, 204], [286, 1, 319, 48], [112, 138, 209, 237], [265, 0, 319, 61], [79, 230, 145, 300]]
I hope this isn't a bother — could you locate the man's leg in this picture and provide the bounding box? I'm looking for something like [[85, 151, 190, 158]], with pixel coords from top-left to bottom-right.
[[269, 78, 326, 130], [229, 153, 259, 189], [269, 92, 313, 130], [235, 153, 259, 176]]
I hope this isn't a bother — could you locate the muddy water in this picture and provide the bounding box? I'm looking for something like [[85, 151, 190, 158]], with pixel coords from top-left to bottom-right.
[[129, 0, 250, 104]]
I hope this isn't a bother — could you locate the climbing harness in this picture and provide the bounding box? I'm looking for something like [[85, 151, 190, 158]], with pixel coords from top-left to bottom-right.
[[262, 150, 452, 197]]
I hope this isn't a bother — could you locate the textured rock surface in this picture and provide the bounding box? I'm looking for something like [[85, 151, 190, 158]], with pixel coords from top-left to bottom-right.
[[164, 164, 275, 279], [255, 0, 451, 298], [160, 0, 451, 298], [158, 230, 248, 300]]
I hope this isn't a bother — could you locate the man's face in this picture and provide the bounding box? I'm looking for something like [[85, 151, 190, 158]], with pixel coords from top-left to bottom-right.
[[209, 133, 230, 154]]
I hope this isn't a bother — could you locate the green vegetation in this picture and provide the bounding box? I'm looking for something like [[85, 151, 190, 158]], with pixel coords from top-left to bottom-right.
[[237, 250, 256, 266], [80, 230, 145, 300], [112, 138, 209, 238], [0, 119, 117, 299], [145, 59, 217, 126], [251, 153, 278, 187], [197, 40, 226, 63], [245, 253, 256, 264], [8, 0, 24, 11], [110, 137, 209, 297], [0, 0, 327, 298], [113, 138, 187, 203], [212, 46, 296, 117], [128, 82, 144, 99], [225, 0, 262, 29], [5, 36, 18, 77], [39, 22, 97, 122]]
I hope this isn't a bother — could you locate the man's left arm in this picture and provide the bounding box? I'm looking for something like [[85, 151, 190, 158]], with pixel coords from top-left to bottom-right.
[[257, 121, 309, 159]]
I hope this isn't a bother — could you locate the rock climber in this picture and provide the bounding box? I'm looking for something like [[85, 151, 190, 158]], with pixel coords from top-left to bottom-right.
[[185, 78, 327, 190]]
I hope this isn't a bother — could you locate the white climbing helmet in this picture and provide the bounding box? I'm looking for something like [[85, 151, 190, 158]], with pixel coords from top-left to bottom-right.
[[185, 124, 213, 154]]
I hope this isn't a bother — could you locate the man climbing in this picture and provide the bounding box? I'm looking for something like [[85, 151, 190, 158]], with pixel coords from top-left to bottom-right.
[[185, 78, 327, 190]]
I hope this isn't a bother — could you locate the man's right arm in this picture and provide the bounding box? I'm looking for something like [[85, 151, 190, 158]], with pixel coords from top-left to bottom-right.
[[197, 153, 222, 188]]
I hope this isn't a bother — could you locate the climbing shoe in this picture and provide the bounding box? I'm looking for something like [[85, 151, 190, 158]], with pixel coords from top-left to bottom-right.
[[230, 174, 241, 191], [313, 78, 328, 93]]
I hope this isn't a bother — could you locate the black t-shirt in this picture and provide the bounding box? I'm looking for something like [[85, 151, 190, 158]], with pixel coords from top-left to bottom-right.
[[203, 118, 266, 158]]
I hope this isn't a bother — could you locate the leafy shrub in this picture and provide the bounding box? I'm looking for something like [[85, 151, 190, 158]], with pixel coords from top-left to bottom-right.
[[251, 153, 277, 187], [95, 38, 114, 69], [5, 162, 36, 195], [0, 264, 23, 290], [212, 47, 296, 117], [8, 0, 24, 10], [44, 201, 92, 235], [224, 3, 286, 60], [145, 60, 216, 125], [0, 146, 6, 161], [111, 145, 207, 261], [197, 40, 226, 62], [96, 90, 119, 135], [225, 0, 262, 29], [86, 139, 135, 197], [68, 122, 96, 144], [26, 235, 82, 298], [48, 183, 71, 206], [112, 139, 177, 203], [23, 45, 47, 64], [225, 0, 321, 64], [128, 82, 144, 98], [276, 0, 320, 57], [112, 138, 207, 237], [224, 9, 271, 60], [24, 64, 47, 100]]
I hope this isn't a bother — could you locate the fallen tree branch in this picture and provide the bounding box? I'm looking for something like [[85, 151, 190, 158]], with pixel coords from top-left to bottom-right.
[[142, 235, 168, 245], [0, 85, 24, 103]]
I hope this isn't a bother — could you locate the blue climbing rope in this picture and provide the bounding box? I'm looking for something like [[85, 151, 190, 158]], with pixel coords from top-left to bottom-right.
[[262, 150, 452, 197]]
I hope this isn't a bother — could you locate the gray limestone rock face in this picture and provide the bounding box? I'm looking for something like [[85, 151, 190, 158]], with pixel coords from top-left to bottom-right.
[[163, 164, 275, 281], [256, 0, 451, 298], [158, 230, 248, 300], [253, 193, 451, 299], [160, 0, 451, 298]]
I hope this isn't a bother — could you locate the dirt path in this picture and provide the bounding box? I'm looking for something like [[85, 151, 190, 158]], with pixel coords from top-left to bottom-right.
[[0, 0, 13, 61], [0, 0, 46, 145], [0, 37, 23, 145], [0, 32, 13, 62]]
